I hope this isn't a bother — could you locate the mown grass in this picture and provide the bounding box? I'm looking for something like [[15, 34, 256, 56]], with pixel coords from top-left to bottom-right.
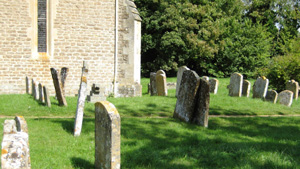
[[0, 77, 299, 168]]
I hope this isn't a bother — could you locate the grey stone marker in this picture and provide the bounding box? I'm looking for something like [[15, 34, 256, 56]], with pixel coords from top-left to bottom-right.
[[194, 79, 210, 127], [202, 76, 209, 81], [253, 76, 269, 99], [174, 70, 200, 122], [26, 76, 30, 94], [209, 78, 219, 94], [278, 90, 293, 107], [227, 72, 243, 97], [50, 68, 67, 106], [95, 101, 121, 169], [31, 79, 35, 97], [156, 71, 168, 96], [43, 86, 51, 107], [264, 90, 278, 104], [38, 83, 44, 103], [33, 81, 39, 100], [242, 80, 251, 97], [286, 80, 299, 100], [87, 84, 107, 103], [74, 61, 89, 137], [176, 66, 190, 97], [60, 67, 69, 96], [150, 72, 157, 96], [1, 116, 31, 169]]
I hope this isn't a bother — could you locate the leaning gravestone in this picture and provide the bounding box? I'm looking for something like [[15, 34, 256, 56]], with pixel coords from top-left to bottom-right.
[[174, 70, 200, 122], [209, 78, 219, 94], [38, 83, 45, 103], [286, 80, 299, 100], [43, 86, 51, 107], [26, 76, 30, 94], [264, 90, 278, 104], [176, 66, 190, 97], [253, 76, 269, 99], [95, 101, 120, 169], [1, 116, 31, 169], [74, 61, 89, 137], [150, 72, 157, 96], [278, 90, 293, 107], [50, 68, 67, 106], [193, 79, 210, 127], [60, 67, 69, 96], [33, 81, 39, 100], [227, 72, 243, 97], [156, 70, 167, 96], [242, 80, 251, 97]]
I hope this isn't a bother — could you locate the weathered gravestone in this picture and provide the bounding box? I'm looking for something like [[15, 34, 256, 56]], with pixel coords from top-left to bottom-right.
[[87, 84, 106, 103], [209, 78, 219, 94], [176, 66, 190, 97], [149, 72, 157, 96], [253, 76, 269, 99], [31, 79, 34, 97], [242, 80, 251, 97], [174, 70, 200, 122], [202, 76, 209, 81], [43, 86, 51, 107], [26, 76, 30, 94], [95, 101, 120, 169], [227, 73, 243, 97], [193, 79, 210, 127], [286, 80, 299, 100], [278, 90, 293, 107], [264, 90, 278, 104], [50, 68, 67, 106], [38, 83, 44, 103], [33, 81, 39, 101], [74, 61, 89, 137], [60, 67, 69, 96], [156, 70, 167, 96], [1, 116, 31, 169]]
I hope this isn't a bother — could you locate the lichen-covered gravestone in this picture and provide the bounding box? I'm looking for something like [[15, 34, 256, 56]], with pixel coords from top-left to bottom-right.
[[278, 90, 293, 107], [74, 61, 88, 137], [43, 86, 51, 107], [286, 80, 299, 100], [38, 83, 44, 103], [149, 72, 157, 96], [193, 79, 210, 127], [1, 116, 31, 169], [156, 70, 167, 96], [26, 76, 30, 94], [264, 90, 278, 104], [209, 78, 219, 94], [242, 80, 251, 97], [174, 70, 200, 122], [95, 101, 120, 169], [176, 66, 190, 97], [253, 76, 269, 99], [227, 72, 243, 97], [50, 68, 67, 106]]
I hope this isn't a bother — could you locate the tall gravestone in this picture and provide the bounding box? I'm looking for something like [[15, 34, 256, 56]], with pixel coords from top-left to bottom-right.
[[60, 67, 69, 96], [193, 79, 210, 127], [31, 79, 35, 97], [174, 70, 200, 122], [278, 90, 293, 107], [26, 76, 30, 94], [38, 83, 45, 103], [50, 68, 67, 106], [95, 101, 121, 169], [33, 81, 39, 100], [43, 86, 51, 107], [242, 80, 251, 97], [253, 76, 269, 99], [149, 72, 157, 96], [74, 61, 89, 137], [264, 90, 278, 104], [227, 73, 243, 97], [176, 66, 190, 97], [156, 70, 167, 96], [209, 78, 219, 94], [286, 80, 299, 100]]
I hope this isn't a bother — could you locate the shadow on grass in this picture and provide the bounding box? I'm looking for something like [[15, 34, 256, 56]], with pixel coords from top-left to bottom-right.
[[71, 157, 94, 169], [51, 118, 95, 135], [210, 106, 257, 115], [115, 103, 173, 117]]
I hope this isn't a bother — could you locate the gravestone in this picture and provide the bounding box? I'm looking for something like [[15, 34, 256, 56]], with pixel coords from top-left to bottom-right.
[[253, 76, 269, 99], [227, 72, 243, 97], [38, 83, 44, 103], [50, 68, 67, 106], [264, 90, 278, 104], [176, 66, 190, 97], [156, 70, 167, 96], [209, 78, 219, 94], [60, 67, 69, 96], [95, 101, 120, 169], [286, 80, 299, 100], [242, 80, 251, 97], [43, 86, 51, 107], [87, 84, 106, 103], [31, 79, 35, 97], [74, 61, 89, 137], [278, 90, 293, 107], [1, 116, 31, 169], [33, 81, 39, 100], [26, 76, 30, 94], [202, 76, 209, 81], [193, 79, 210, 127], [150, 72, 157, 96], [174, 70, 200, 122]]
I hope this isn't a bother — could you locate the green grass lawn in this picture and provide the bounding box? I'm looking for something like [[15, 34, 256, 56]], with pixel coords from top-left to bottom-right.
[[0, 77, 299, 168]]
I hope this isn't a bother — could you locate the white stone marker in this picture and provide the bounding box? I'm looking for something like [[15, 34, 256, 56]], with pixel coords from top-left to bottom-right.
[[278, 90, 293, 107], [176, 66, 190, 97], [156, 70, 168, 96], [227, 72, 243, 97]]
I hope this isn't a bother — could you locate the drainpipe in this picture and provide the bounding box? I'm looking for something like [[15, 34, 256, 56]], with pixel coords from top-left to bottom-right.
[[114, 0, 118, 97]]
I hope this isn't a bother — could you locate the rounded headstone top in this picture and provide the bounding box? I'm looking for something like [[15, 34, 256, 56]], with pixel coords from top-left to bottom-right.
[[156, 70, 166, 76]]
